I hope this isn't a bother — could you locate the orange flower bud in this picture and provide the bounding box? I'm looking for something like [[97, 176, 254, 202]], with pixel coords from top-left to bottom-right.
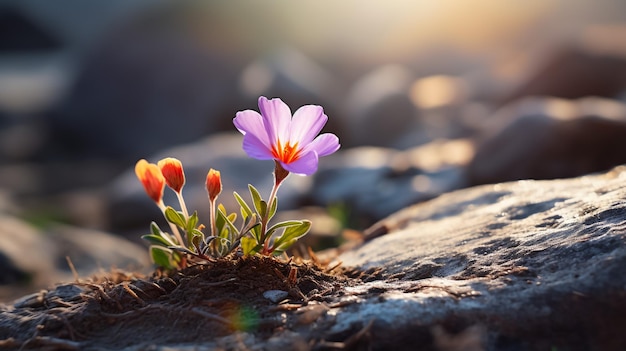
[[157, 157, 185, 193], [135, 159, 165, 204], [206, 168, 222, 202]]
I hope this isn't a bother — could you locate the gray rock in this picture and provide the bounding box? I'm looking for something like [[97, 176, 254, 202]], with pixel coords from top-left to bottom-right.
[[0, 214, 149, 303], [344, 65, 422, 147], [262, 290, 288, 303], [500, 45, 626, 105], [333, 165, 626, 350], [312, 140, 472, 224], [468, 97, 626, 185], [47, 12, 242, 161]]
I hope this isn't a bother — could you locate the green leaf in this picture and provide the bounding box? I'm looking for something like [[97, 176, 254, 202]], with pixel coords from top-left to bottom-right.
[[241, 236, 260, 256], [217, 207, 239, 237], [150, 222, 162, 236], [150, 246, 174, 269], [234, 191, 253, 220], [142, 234, 172, 247], [258, 200, 267, 218], [272, 220, 311, 251], [186, 211, 199, 232], [227, 212, 237, 224], [248, 184, 265, 216], [215, 207, 226, 234], [164, 206, 186, 228], [191, 235, 202, 252], [268, 197, 278, 220], [265, 220, 303, 240], [190, 228, 204, 238]]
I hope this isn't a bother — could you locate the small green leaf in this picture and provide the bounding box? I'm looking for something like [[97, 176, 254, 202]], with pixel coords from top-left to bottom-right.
[[234, 191, 253, 220], [164, 207, 186, 228], [186, 211, 199, 232], [248, 184, 264, 216], [150, 246, 174, 269], [191, 228, 204, 238], [219, 226, 230, 239], [217, 207, 239, 237], [268, 197, 278, 220], [227, 212, 237, 224], [241, 236, 260, 256], [266, 220, 304, 236], [150, 222, 162, 236], [272, 220, 311, 251], [258, 200, 267, 218], [142, 234, 172, 247], [192, 235, 202, 252]]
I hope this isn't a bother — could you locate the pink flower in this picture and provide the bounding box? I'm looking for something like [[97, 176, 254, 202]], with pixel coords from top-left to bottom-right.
[[234, 96, 340, 175]]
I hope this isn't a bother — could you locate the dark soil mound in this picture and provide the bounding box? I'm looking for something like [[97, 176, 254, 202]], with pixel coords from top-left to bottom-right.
[[0, 256, 357, 350]]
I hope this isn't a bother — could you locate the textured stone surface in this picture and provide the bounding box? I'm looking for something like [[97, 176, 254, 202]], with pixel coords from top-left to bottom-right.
[[333, 165, 626, 350]]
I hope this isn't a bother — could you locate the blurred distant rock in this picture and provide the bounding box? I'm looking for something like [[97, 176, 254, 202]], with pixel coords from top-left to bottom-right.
[[238, 48, 345, 140], [0, 6, 63, 52], [47, 15, 242, 161], [0, 214, 148, 302], [344, 65, 422, 148], [502, 46, 626, 104], [312, 139, 473, 225], [468, 97, 626, 185]]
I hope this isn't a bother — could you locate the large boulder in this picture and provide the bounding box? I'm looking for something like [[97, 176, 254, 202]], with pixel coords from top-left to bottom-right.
[[468, 97, 626, 185], [336, 165, 626, 350], [47, 10, 242, 162]]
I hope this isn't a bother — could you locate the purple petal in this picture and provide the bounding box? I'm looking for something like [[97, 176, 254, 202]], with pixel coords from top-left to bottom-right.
[[242, 134, 274, 160], [290, 105, 328, 146], [258, 96, 292, 146], [304, 133, 340, 157], [280, 150, 319, 175], [233, 110, 271, 148]]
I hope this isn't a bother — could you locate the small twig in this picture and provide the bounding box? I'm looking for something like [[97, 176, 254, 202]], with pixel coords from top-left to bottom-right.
[[27, 336, 81, 350], [198, 277, 238, 287], [267, 303, 303, 312], [287, 266, 298, 286], [65, 256, 79, 282], [123, 283, 146, 306], [324, 260, 343, 273], [190, 307, 232, 326]]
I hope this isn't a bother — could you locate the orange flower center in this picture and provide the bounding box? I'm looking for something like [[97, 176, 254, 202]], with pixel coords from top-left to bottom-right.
[[271, 140, 301, 164]]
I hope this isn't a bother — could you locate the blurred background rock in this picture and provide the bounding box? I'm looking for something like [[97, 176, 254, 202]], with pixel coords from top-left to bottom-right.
[[2, 0, 626, 301]]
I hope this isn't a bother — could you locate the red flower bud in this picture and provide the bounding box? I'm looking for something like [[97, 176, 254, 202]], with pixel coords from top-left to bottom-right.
[[157, 157, 185, 193], [135, 159, 165, 204], [206, 168, 222, 202]]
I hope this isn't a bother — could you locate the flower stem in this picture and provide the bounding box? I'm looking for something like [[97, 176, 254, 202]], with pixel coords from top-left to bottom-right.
[[176, 191, 189, 219], [209, 198, 218, 254], [261, 161, 289, 254]]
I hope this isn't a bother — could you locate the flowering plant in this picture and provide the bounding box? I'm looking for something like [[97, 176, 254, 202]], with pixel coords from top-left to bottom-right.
[[136, 97, 340, 269]]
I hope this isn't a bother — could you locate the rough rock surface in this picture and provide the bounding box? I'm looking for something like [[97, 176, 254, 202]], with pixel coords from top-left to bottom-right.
[[3, 166, 626, 350], [336, 165, 626, 350]]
